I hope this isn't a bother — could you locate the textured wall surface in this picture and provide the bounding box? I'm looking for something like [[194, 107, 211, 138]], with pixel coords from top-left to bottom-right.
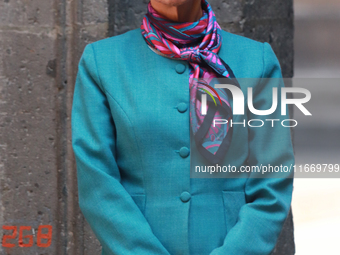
[[0, 0, 108, 254], [0, 1, 59, 254], [0, 0, 294, 254]]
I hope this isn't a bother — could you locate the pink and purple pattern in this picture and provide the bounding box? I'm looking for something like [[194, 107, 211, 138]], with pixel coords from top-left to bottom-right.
[[141, 0, 236, 163]]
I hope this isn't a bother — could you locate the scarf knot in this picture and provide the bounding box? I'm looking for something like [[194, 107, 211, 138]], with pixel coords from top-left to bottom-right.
[[185, 48, 201, 63], [141, 0, 240, 164]]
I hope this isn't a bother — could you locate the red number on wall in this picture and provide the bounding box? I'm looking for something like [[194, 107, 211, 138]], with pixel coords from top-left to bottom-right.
[[37, 225, 52, 247], [2, 225, 52, 248], [18, 226, 33, 247], [2, 226, 17, 248]]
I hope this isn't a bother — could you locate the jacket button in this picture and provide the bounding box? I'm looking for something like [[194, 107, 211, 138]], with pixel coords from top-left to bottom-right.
[[180, 192, 191, 203], [175, 63, 186, 74], [177, 102, 188, 113], [179, 147, 190, 158]]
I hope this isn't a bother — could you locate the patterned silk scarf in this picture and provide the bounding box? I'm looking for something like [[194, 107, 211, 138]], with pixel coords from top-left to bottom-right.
[[140, 0, 240, 164]]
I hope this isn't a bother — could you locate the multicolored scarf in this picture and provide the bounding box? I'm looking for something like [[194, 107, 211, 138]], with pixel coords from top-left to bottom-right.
[[140, 0, 240, 164]]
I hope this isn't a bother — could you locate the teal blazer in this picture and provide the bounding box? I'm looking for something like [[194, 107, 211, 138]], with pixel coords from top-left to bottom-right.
[[71, 28, 294, 255]]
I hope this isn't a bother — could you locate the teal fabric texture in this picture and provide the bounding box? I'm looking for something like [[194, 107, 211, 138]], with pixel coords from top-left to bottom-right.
[[71, 28, 295, 255]]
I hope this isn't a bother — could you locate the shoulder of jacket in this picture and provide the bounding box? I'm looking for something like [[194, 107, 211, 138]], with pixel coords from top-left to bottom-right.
[[219, 30, 273, 78], [89, 28, 142, 52]]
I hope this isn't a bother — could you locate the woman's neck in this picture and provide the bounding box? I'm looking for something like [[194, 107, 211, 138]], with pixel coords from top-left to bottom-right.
[[149, 0, 203, 23]]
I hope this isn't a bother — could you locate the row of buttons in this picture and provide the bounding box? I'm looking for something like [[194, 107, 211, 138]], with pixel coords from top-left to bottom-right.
[[175, 63, 188, 114], [175, 63, 191, 203], [176, 64, 190, 159]]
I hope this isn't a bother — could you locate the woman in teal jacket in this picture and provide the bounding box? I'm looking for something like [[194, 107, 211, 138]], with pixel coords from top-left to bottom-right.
[[71, 0, 294, 254]]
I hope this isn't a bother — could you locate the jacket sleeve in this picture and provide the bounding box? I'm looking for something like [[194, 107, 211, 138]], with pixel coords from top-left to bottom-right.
[[209, 42, 295, 255], [71, 44, 170, 255]]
